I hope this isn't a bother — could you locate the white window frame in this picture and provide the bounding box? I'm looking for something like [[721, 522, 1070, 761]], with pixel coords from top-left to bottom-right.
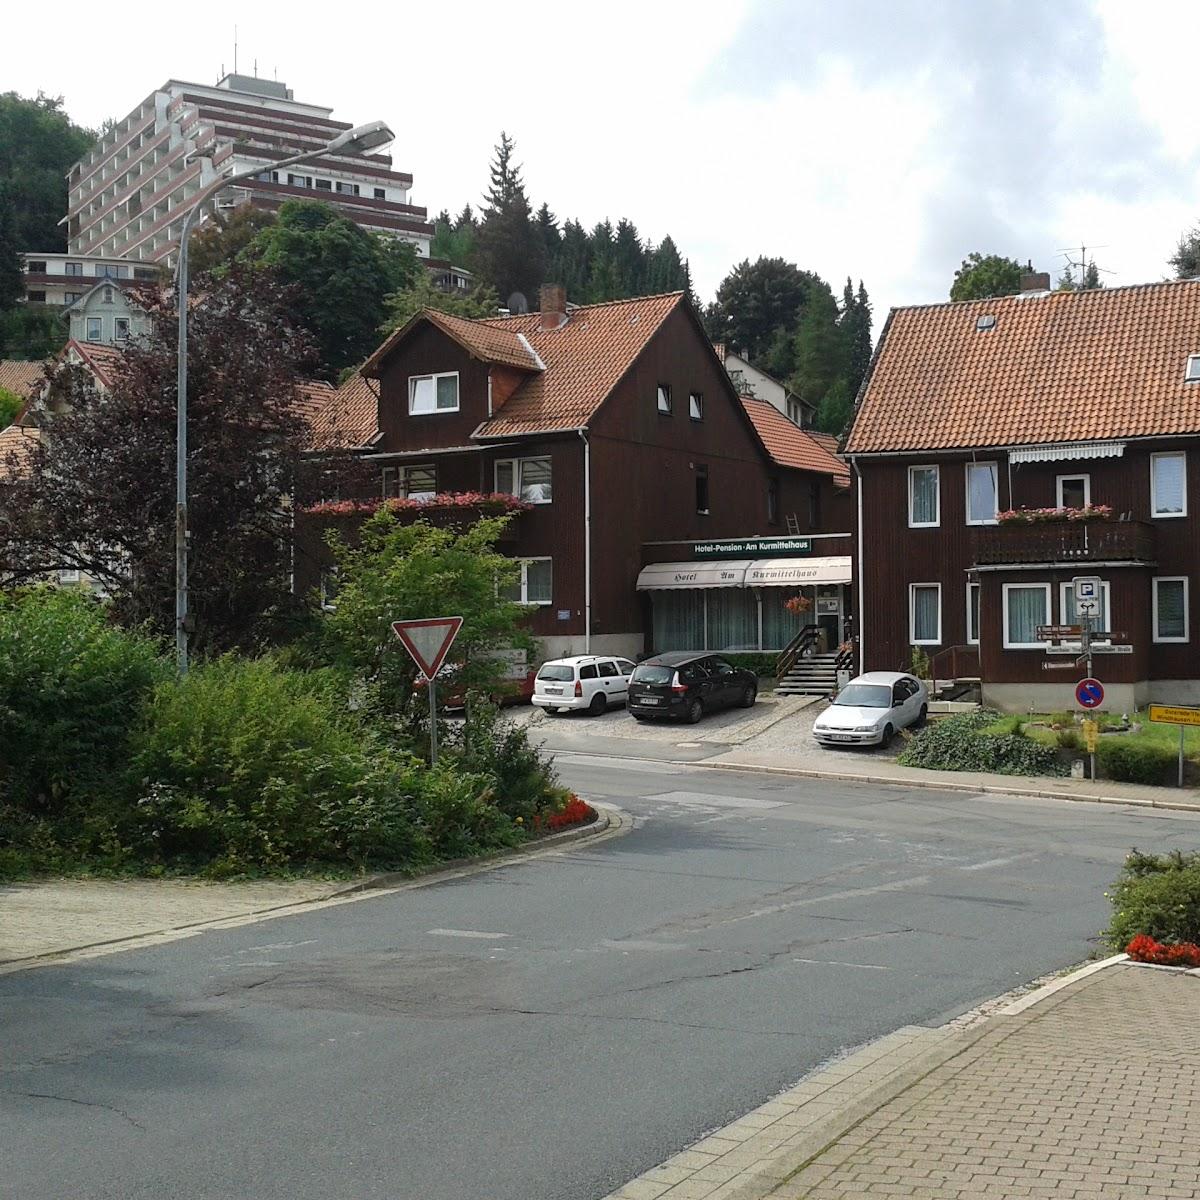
[[966, 581, 980, 645], [1059, 580, 1111, 645], [689, 391, 703, 421], [964, 460, 999, 526], [1150, 451, 1187, 518], [1056, 473, 1091, 509], [59, 566, 81, 584], [86, 316, 103, 342], [1002, 582, 1051, 650], [1153, 576, 1189, 643], [1186, 354, 1200, 383], [382, 463, 437, 500], [494, 456, 552, 505], [507, 557, 553, 606], [909, 582, 942, 646], [907, 465, 940, 528], [113, 317, 130, 342], [408, 371, 460, 415], [657, 384, 672, 414]]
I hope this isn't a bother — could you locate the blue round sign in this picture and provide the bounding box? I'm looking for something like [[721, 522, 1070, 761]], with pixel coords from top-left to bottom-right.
[[1076, 678, 1104, 709]]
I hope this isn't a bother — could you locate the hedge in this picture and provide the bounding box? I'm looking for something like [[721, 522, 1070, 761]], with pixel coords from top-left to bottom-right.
[[1105, 850, 1200, 950]]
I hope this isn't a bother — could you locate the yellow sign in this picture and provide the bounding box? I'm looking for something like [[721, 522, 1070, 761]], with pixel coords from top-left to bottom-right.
[[1148, 704, 1200, 728], [1081, 718, 1099, 752]]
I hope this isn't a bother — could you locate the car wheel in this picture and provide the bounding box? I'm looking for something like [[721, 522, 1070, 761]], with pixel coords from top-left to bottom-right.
[[544, 706, 560, 716], [917, 703, 929, 727], [588, 692, 607, 716], [686, 698, 704, 725], [740, 684, 757, 708], [880, 723, 894, 746]]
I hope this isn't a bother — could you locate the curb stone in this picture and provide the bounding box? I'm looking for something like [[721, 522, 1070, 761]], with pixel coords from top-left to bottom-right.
[[0, 804, 626, 973]]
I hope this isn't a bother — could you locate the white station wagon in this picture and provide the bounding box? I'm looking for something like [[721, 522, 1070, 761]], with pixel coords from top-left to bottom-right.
[[532, 655, 637, 716], [812, 671, 929, 747]]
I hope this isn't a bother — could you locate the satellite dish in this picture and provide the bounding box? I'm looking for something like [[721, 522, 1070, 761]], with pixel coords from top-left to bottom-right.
[[507, 291, 529, 314]]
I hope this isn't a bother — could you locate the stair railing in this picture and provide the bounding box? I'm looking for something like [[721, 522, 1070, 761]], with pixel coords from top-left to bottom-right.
[[927, 644, 980, 690], [776, 623, 820, 679]]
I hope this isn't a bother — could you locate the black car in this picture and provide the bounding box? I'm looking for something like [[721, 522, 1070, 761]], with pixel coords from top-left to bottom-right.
[[627, 652, 758, 723]]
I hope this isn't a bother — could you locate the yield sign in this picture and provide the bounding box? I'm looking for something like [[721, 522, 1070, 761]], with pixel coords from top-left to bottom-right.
[[392, 616, 463, 680]]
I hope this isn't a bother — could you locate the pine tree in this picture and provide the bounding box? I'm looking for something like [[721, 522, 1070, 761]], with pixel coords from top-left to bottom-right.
[[472, 133, 545, 306], [553, 219, 591, 299], [839, 279, 873, 396], [586, 221, 617, 301], [535, 202, 560, 266], [611, 219, 645, 298], [789, 283, 843, 422], [646, 236, 686, 294]]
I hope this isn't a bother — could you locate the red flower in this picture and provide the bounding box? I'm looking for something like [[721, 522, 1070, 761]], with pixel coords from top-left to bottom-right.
[[1126, 933, 1200, 967]]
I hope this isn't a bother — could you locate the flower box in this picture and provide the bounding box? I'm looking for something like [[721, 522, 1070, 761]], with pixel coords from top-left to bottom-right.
[[997, 504, 1113, 525]]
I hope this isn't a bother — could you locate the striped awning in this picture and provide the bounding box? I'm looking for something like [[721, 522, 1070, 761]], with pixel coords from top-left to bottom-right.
[[745, 556, 852, 586], [636, 561, 749, 590], [637, 556, 852, 590], [1008, 441, 1126, 464]]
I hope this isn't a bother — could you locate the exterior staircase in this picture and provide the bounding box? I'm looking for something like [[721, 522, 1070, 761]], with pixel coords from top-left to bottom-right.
[[776, 651, 842, 696]]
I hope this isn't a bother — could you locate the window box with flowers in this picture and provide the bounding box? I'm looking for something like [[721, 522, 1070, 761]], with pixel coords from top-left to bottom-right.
[[996, 504, 1113, 525], [303, 492, 534, 518]]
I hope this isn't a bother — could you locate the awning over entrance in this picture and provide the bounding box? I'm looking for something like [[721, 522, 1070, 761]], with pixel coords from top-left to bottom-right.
[[1008, 441, 1126, 464], [745, 556, 853, 586], [636, 561, 749, 590]]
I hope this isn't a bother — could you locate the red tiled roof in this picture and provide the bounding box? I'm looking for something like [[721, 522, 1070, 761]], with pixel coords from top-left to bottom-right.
[[474, 293, 685, 437], [0, 423, 41, 480], [362, 307, 540, 377], [309, 373, 378, 450], [0, 360, 46, 401], [67, 340, 125, 389], [846, 280, 1200, 454], [740, 395, 849, 482]]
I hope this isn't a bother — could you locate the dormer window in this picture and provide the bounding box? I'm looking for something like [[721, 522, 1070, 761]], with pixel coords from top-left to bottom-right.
[[1187, 354, 1200, 382], [409, 372, 459, 414]]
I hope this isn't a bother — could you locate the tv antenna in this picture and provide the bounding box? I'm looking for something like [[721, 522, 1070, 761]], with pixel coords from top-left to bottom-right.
[[1055, 242, 1115, 288]]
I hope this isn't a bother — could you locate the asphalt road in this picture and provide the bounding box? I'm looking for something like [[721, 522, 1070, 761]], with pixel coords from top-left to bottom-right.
[[5, 758, 1200, 1200]]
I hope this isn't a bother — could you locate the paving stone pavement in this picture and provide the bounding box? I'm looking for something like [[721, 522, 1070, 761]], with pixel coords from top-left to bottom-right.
[[606, 963, 1200, 1200]]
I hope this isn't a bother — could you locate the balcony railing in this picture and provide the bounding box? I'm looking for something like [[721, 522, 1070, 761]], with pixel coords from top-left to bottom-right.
[[974, 520, 1155, 566]]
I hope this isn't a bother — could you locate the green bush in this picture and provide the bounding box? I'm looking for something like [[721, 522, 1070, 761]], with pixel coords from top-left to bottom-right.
[[721, 652, 777, 678], [1105, 849, 1200, 949], [1097, 738, 1178, 785], [1056, 727, 1083, 752], [457, 700, 558, 823], [0, 588, 168, 817], [898, 710, 1064, 777]]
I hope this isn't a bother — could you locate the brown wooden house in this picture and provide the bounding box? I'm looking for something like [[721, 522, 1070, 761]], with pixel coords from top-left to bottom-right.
[[302, 285, 853, 662], [846, 276, 1200, 712]]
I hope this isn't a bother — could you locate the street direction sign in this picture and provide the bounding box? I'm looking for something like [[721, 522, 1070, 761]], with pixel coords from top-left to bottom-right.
[[1041, 661, 1079, 670], [1037, 624, 1082, 641], [1089, 644, 1133, 655], [1076, 678, 1105, 709], [1046, 644, 1085, 654], [392, 616, 464, 681], [1149, 704, 1200, 728]]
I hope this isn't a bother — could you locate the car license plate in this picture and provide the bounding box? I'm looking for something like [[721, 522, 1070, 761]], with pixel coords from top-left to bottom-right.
[[545, 687, 562, 695], [639, 696, 660, 705], [826, 733, 853, 741]]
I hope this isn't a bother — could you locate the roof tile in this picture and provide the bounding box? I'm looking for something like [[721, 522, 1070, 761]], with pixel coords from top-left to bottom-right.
[[740, 395, 848, 481], [0, 361, 46, 401]]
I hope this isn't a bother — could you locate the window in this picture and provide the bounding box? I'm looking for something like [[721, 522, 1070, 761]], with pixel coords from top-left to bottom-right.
[[315, 179, 332, 191], [808, 480, 822, 530], [1057, 474, 1090, 509], [133, 267, 158, 281], [598, 660, 618, 678], [786, 397, 804, 426], [501, 558, 553, 605], [909, 583, 941, 645], [1151, 452, 1187, 517], [114, 317, 130, 341], [59, 567, 81, 584], [695, 464, 710, 515], [1060, 580, 1110, 640], [657, 384, 672, 414], [336, 181, 360, 196], [767, 478, 779, 525], [373, 187, 386, 200], [26, 290, 46, 303], [64, 292, 82, 304], [96, 264, 124, 278], [965, 461, 998, 525], [908, 465, 940, 527], [579, 663, 598, 680], [1002, 583, 1050, 649], [408, 372, 459, 414], [65, 262, 83, 277], [26, 260, 47, 273], [966, 582, 980, 645], [287, 173, 312, 187], [382, 464, 437, 500], [103, 286, 113, 303], [1186, 355, 1200, 383], [1153, 577, 1189, 642], [320, 569, 339, 611], [616, 658, 636, 676], [689, 392, 703, 420], [86, 317, 103, 342], [495, 456, 552, 504]]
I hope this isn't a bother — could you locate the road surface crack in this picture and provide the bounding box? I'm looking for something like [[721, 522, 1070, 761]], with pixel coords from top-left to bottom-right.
[[6, 1090, 146, 1131]]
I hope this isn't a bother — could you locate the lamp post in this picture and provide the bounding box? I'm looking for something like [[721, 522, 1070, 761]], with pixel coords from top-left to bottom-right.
[[173, 120, 394, 674]]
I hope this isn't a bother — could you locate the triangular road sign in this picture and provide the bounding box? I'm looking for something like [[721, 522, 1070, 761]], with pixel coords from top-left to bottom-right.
[[392, 616, 464, 680]]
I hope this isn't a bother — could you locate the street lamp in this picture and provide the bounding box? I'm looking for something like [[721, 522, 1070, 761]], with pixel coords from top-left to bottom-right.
[[173, 120, 395, 674]]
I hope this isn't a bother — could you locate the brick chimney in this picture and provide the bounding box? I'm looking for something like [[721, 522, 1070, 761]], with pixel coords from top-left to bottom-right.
[[539, 283, 568, 330], [1020, 271, 1051, 293]]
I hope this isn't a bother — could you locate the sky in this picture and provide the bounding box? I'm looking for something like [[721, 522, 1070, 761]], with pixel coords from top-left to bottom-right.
[[6, 0, 1200, 327]]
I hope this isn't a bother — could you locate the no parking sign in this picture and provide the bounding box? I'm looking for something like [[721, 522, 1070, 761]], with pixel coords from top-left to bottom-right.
[[1075, 678, 1104, 709]]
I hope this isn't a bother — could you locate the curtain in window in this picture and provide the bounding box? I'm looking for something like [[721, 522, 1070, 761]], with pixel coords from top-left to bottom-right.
[[967, 463, 997, 523], [651, 591, 705, 651], [525, 560, 552, 604], [1156, 580, 1186, 639], [1063, 584, 1108, 631], [707, 588, 758, 651], [762, 588, 804, 650], [1153, 455, 1185, 514], [912, 586, 939, 642], [1006, 587, 1046, 645], [519, 458, 552, 503], [910, 468, 938, 523]]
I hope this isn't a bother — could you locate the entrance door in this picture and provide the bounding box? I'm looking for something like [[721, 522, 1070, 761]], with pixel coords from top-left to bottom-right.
[[815, 586, 842, 651]]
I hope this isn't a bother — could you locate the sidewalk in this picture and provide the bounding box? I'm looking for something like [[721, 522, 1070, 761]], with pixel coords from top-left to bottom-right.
[[605, 961, 1200, 1200]]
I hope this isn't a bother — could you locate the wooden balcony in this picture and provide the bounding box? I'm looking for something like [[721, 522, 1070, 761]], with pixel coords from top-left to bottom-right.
[[974, 520, 1155, 566]]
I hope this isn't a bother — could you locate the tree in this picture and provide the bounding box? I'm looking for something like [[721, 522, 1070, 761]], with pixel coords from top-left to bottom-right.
[[189, 205, 277, 275], [1170, 224, 1200, 279], [472, 133, 545, 305], [323, 507, 534, 715], [534, 202, 560, 266], [379, 272, 500, 333], [0, 92, 96, 253], [585, 220, 618, 302], [0, 267, 316, 652], [646, 236, 688, 294], [0, 182, 23, 311], [551, 218, 591, 298], [430, 206, 476, 268], [247, 200, 422, 373], [840, 279, 873, 396], [0, 385, 22, 429], [706, 257, 823, 362], [814, 377, 854, 438], [0, 305, 67, 360], [611, 219, 645, 298], [949, 252, 1029, 302], [789, 283, 843, 412]]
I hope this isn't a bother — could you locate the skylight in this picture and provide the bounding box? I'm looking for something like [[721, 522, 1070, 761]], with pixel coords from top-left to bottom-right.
[[975, 315, 997, 332], [1187, 354, 1200, 383]]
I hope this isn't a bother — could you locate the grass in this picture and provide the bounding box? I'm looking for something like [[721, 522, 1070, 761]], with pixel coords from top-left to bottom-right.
[[983, 709, 1200, 760]]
